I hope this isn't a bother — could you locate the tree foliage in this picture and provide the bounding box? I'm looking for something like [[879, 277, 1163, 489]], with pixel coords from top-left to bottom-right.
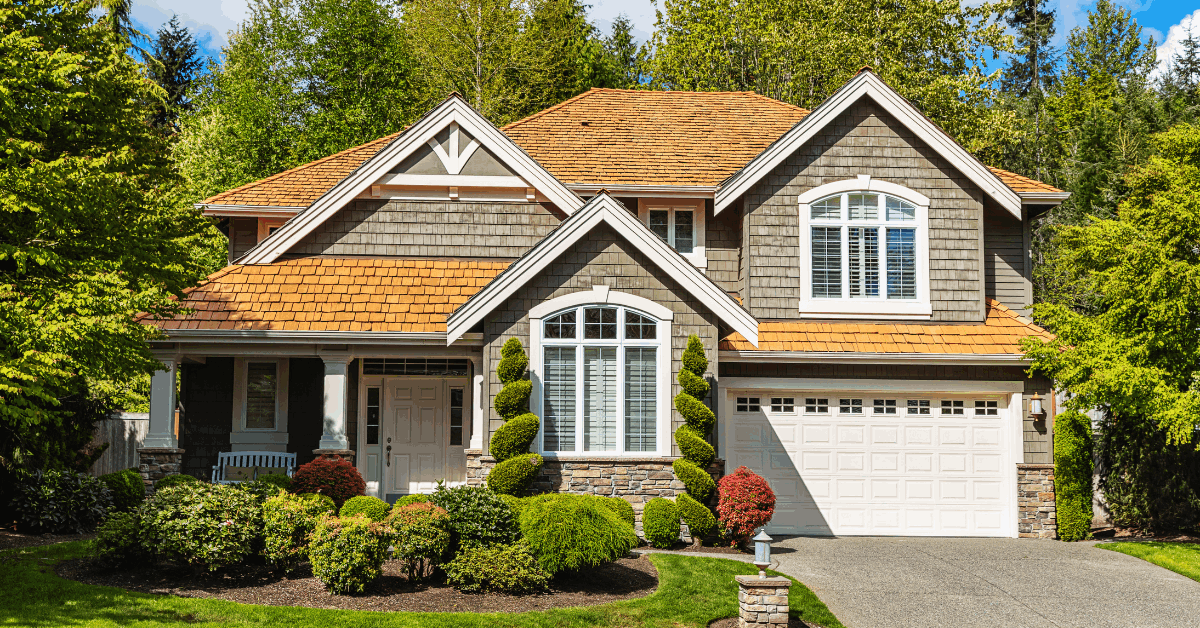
[[143, 15, 204, 133]]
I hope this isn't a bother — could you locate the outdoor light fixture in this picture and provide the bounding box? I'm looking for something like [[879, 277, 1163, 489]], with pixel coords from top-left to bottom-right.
[[752, 529, 773, 578], [1030, 392, 1045, 419]]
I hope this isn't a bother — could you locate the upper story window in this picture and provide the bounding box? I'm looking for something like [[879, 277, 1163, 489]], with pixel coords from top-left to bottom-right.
[[798, 177, 931, 320], [638, 200, 706, 268]]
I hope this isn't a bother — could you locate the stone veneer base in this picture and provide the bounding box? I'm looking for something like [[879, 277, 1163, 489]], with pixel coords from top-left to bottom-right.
[[137, 447, 184, 490], [735, 575, 791, 628], [313, 449, 356, 464], [1017, 463, 1056, 539]]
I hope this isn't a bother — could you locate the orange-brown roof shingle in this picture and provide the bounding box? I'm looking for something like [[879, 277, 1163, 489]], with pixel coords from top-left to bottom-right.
[[719, 300, 1053, 354], [144, 258, 508, 333], [987, 167, 1064, 194]]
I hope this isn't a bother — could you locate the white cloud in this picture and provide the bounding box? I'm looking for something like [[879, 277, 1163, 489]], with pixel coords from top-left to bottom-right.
[[588, 0, 657, 37], [1153, 8, 1200, 77], [131, 0, 249, 58]]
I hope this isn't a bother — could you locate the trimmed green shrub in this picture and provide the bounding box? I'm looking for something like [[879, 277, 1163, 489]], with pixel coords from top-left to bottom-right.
[[681, 334, 708, 374], [678, 492, 717, 539], [394, 494, 430, 508], [154, 474, 201, 490], [496, 337, 529, 385], [238, 478, 287, 504], [9, 469, 113, 534], [289, 458, 365, 507], [717, 466, 776, 546], [519, 494, 637, 575], [487, 453, 544, 496], [430, 484, 518, 547], [340, 495, 391, 522], [140, 483, 262, 571], [489, 413, 540, 461], [99, 468, 145, 512], [446, 540, 550, 593], [493, 379, 533, 420], [263, 491, 337, 572], [672, 458, 715, 502], [1097, 411, 1200, 533], [674, 393, 716, 435], [309, 515, 390, 594], [93, 511, 146, 567], [596, 496, 635, 528], [675, 425, 715, 468], [1055, 410, 1094, 541], [256, 473, 291, 490], [643, 497, 680, 548], [387, 502, 451, 581], [501, 494, 530, 521], [677, 366, 710, 400]]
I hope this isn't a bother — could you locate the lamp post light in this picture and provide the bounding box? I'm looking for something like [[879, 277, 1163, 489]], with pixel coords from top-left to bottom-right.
[[752, 529, 773, 578]]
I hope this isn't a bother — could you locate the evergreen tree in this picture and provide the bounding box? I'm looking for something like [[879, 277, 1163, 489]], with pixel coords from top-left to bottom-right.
[[1002, 0, 1057, 97], [97, 0, 145, 45], [1160, 26, 1200, 124], [603, 14, 649, 89], [523, 0, 614, 109], [143, 15, 204, 133]]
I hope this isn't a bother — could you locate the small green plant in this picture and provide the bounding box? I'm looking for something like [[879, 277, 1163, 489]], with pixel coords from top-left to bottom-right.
[[519, 494, 638, 575], [1055, 410, 1094, 541], [99, 468, 146, 512], [643, 497, 680, 548], [445, 540, 550, 593], [9, 469, 113, 534], [430, 484, 518, 547], [394, 494, 430, 508], [340, 495, 391, 522], [139, 483, 262, 572], [677, 493, 717, 538], [93, 511, 146, 567], [488, 338, 543, 495], [262, 491, 337, 572], [387, 502, 451, 581], [154, 474, 201, 490], [309, 515, 390, 595]]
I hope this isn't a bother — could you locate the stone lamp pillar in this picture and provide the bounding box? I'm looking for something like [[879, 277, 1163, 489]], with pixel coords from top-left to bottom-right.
[[736, 574, 791, 628]]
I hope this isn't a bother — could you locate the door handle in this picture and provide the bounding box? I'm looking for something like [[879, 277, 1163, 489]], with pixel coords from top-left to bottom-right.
[[386, 445, 392, 466]]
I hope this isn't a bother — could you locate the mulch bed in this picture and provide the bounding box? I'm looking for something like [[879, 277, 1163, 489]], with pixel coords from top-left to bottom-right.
[[0, 527, 94, 551], [637, 542, 751, 556], [58, 554, 659, 613]]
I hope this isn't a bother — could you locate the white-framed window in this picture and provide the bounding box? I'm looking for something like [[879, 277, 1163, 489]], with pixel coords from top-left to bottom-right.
[[798, 177, 931, 319], [240, 359, 284, 431], [638, 199, 706, 268], [531, 296, 671, 456]]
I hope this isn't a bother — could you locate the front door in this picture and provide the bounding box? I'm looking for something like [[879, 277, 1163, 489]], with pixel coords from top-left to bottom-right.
[[384, 379, 444, 495]]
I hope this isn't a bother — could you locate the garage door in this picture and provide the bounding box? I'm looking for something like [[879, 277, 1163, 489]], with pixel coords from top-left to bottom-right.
[[725, 392, 1016, 537]]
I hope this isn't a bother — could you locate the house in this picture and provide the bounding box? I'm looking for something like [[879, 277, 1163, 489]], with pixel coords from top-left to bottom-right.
[[139, 70, 1067, 538]]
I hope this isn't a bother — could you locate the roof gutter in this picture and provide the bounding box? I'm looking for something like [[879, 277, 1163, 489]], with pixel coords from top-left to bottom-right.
[[719, 350, 1029, 366], [196, 203, 306, 217], [1019, 192, 1072, 203], [155, 329, 484, 346]]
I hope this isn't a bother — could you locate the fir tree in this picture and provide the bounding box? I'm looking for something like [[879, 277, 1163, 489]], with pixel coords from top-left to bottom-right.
[[143, 15, 203, 133], [603, 14, 649, 89], [1002, 0, 1057, 97]]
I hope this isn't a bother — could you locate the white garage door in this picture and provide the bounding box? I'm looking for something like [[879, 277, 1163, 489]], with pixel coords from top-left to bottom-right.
[[725, 392, 1017, 537]]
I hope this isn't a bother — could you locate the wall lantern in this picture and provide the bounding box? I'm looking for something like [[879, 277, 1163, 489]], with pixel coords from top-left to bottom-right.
[[1030, 392, 1046, 419], [752, 529, 773, 578]]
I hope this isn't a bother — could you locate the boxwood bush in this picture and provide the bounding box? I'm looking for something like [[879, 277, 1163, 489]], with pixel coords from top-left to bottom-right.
[[387, 502, 451, 581], [262, 491, 337, 572], [93, 511, 147, 568], [154, 474, 201, 491], [486, 453, 544, 496], [99, 468, 145, 512], [445, 540, 550, 593], [1055, 410, 1094, 541], [677, 492, 717, 540], [9, 469, 113, 534], [394, 494, 430, 508], [339, 495, 391, 522], [596, 495, 635, 528], [289, 458, 365, 507], [309, 515, 390, 595], [140, 483, 262, 572], [642, 497, 680, 548], [518, 494, 637, 575], [430, 484, 517, 547]]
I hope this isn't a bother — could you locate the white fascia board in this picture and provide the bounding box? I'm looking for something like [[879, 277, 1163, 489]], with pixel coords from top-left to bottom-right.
[[719, 350, 1028, 366], [1020, 192, 1071, 203], [160, 329, 484, 345], [198, 204, 305, 217], [714, 72, 1023, 219], [720, 377, 1024, 394], [445, 193, 759, 347], [242, 97, 583, 265], [375, 174, 527, 188]]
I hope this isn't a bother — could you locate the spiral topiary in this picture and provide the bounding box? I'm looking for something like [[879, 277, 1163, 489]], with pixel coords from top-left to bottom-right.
[[672, 334, 718, 541], [488, 338, 544, 495]]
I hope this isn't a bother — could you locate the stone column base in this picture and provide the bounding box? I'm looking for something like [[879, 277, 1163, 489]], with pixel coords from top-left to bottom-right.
[[137, 447, 184, 490], [1018, 463, 1056, 539], [313, 449, 355, 464], [736, 575, 791, 628]]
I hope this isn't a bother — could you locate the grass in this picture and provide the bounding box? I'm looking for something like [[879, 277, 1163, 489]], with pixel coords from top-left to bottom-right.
[[0, 541, 844, 628], [1100, 541, 1200, 582]]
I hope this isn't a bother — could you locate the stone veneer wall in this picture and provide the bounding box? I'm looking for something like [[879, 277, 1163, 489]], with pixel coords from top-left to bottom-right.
[[1017, 463, 1056, 538], [137, 447, 184, 489]]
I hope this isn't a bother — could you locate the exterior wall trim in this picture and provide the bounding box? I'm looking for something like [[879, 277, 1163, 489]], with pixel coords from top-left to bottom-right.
[[719, 377, 1024, 393], [528, 285, 675, 321], [720, 351, 1028, 366], [157, 331, 484, 345], [796, 175, 932, 206]]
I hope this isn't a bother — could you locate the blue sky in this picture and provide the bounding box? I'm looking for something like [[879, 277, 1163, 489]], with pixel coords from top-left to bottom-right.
[[130, 0, 1198, 77]]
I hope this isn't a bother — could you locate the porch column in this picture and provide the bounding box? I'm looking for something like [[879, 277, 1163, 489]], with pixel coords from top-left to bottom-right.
[[315, 354, 353, 461], [143, 358, 178, 448], [469, 355, 484, 450]]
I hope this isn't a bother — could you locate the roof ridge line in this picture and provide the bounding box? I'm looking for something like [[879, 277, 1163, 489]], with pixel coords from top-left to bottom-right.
[[501, 88, 603, 131]]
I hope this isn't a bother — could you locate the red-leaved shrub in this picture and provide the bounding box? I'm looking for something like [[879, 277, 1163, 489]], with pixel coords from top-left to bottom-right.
[[716, 466, 776, 546], [289, 458, 366, 507]]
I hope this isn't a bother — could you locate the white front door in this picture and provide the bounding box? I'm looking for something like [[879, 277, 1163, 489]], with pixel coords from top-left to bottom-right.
[[384, 379, 444, 495]]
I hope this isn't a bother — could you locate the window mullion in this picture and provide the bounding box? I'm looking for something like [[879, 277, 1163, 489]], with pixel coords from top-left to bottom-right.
[[617, 344, 626, 455]]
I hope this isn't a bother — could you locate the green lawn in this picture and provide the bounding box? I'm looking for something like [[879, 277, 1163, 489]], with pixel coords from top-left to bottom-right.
[[0, 542, 844, 628], [1100, 541, 1200, 582]]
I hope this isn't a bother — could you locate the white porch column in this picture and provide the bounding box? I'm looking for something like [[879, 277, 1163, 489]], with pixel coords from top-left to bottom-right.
[[469, 355, 484, 450], [317, 355, 351, 451], [143, 358, 178, 448]]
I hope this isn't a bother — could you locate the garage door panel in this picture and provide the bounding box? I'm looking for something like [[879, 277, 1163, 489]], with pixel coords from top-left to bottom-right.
[[837, 425, 864, 444], [974, 453, 1001, 473], [939, 426, 967, 445], [906, 452, 933, 472], [872, 426, 900, 444], [734, 424, 764, 445], [836, 479, 865, 498], [804, 425, 831, 443], [872, 479, 900, 499], [974, 427, 1001, 445], [906, 426, 933, 445], [872, 452, 899, 472], [803, 451, 831, 470], [837, 452, 864, 471], [939, 453, 967, 472]]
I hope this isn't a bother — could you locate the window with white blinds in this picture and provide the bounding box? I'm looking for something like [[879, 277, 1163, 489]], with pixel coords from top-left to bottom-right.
[[540, 306, 663, 455]]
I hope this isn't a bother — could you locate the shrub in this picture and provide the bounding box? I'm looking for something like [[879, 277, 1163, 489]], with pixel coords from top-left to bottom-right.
[[430, 484, 517, 547], [239, 479, 286, 504], [289, 458, 365, 507], [445, 540, 550, 593], [1055, 410, 1094, 541], [9, 469, 113, 534], [387, 502, 451, 581], [717, 466, 776, 546], [340, 495, 391, 522], [675, 426, 715, 468], [500, 493, 530, 521], [519, 494, 638, 575], [674, 393, 715, 436], [262, 491, 337, 572], [487, 453, 544, 496], [93, 511, 146, 567], [678, 492, 717, 539], [140, 483, 262, 572], [256, 473, 291, 490], [489, 413, 540, 461], [154, 474, 201, 490], [99, 469, 145, 512], [643, 497, 680, 548], [596, 496, 635, 528], [672, 458, 716, 502], [309, 515, 390, 595], [395, 494, 430, 508]]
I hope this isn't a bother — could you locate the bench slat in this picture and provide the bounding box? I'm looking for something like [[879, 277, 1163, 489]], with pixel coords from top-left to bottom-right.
[[211, 451, 298, 484]]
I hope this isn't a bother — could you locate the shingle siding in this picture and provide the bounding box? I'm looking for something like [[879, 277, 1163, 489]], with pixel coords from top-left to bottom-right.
[[481, 223, 719, 457], [744, 98, 985, 322], [706, 199, 741, 296], [984, 203, 1031, 315], [290, 199, 562, 258], [230, 217, 257, 262]]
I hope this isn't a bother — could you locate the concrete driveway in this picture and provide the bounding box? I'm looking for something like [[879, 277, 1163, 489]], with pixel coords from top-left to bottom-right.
[[771, 536, 1200, 628]]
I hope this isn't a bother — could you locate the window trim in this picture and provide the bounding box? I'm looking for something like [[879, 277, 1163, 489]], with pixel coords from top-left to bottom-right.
[[797, 176, 932, 320], [638, 198, 706, 269], [230, 358, 289, 445], [529, 290, 672, 458]]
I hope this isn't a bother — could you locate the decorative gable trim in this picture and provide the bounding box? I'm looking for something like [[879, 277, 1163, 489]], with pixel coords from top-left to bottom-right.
[[241, 95, 584, 264], [714, 71, 1023, 220], [445, 193, 759, 347]]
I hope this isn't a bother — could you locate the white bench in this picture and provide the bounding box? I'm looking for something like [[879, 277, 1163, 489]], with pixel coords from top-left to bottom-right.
[[211, 451, 297, 484]]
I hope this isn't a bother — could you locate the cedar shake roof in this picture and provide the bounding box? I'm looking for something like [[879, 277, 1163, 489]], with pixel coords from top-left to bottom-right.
[[143, 258, 508, 333], [719, 300, 1053, 355], [987, 167, 1062, 195]]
